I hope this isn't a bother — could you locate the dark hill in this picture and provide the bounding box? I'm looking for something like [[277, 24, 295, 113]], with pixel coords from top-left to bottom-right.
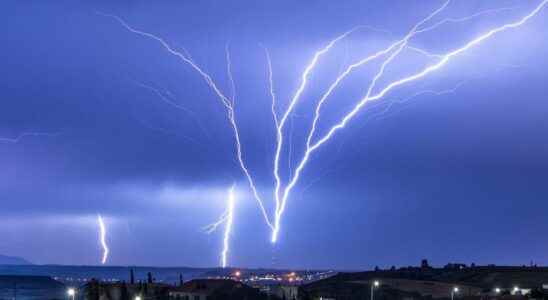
[[0, 254, 32, 265], [301, 265, 548, 300]]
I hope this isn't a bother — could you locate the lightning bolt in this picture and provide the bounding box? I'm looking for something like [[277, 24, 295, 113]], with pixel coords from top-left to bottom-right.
[[97, 214, 109, 265], [132, 80, 196, 114], [262, 46, 279, 129], [367, 80, 471, 123], [99, 0, 547, 247], [204, 184, 236, 268], [131, 80, 210, 144], [270, 0, 548, 243], [203, 210, 229, 234], [271, 0, 452, 243], [272, 27, 362, 234], [221, 184, 236, 268], [416, 6, 520, 34], [0, 132, 59, 144], [99, 12, 273, 229]]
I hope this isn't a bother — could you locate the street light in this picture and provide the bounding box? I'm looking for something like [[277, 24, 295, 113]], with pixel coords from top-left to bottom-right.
[[513, 286, 520, 295], [67, 288, 76, 300], [494, 287, 501, 294], [135, 296, 142, 300], [451, 287, 459, 300], [371, 280, 380, 300]]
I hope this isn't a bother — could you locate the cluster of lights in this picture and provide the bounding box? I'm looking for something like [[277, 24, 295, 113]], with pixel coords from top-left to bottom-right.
[[57, 276, 123, 284], [55, 277, 90, 282], [367, 282, 526, 299], [452, 285, 524, 297], [209, 270, 332, 284]]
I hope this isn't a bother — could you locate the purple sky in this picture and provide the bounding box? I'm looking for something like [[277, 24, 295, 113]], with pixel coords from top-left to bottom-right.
[[1, 0, 547, 269]]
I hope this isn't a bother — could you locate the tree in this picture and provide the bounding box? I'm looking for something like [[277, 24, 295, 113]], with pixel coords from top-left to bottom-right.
[[86, 279, 100, 300], [121, 282, 129, 300]]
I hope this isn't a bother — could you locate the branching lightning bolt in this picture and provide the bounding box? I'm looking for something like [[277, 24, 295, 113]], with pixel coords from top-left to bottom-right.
[[204, 184, 236, 268], [132, 80, 196, 114], [416, 6, 520, 34], [272, 28, 362, 234], [99, 12, 273, 229], [221, 184, 236, 268], [366, 80, 470, 123], [271, 0, 452, 242], [100, 0, 547, 248], [97, 214, 109, 265], [262, 46, 279, 128], [203, 211, 229, 234], [270, 0, 548, 242]]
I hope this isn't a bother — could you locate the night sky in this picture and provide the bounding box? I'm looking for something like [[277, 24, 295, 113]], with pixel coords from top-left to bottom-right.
[[1, 0, 547, 269]]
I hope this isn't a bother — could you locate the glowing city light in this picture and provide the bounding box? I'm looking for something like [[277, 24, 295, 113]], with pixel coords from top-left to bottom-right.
[[67, 288, 75, 296]]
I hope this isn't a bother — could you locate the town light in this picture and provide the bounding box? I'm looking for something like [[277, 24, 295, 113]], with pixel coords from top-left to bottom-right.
[[234, 271, 241, 277], [371, 280, 380, 300], [67, 288, 76, 300], [451, 287, 459, 300]]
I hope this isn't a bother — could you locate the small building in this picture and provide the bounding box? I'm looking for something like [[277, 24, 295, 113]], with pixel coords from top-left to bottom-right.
[[444, 263, 468, 270], [83, 280, 171, 300], [512, 288, 531, 296], [270, 285, 299, 300]]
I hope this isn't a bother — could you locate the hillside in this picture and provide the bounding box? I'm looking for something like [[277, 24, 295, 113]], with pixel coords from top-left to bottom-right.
[[301, 265, 548, 299], [0, 254, 32, 265]]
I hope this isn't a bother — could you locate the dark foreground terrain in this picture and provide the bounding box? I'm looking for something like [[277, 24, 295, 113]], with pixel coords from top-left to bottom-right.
[[301, 263, 548, 300]]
